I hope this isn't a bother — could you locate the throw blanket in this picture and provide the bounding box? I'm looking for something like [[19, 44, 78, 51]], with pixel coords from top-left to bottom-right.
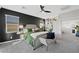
[[25, 32, 34, 47]]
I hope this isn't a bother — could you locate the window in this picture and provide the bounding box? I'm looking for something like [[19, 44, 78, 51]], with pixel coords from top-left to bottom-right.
[[5, 14, 19, 33]]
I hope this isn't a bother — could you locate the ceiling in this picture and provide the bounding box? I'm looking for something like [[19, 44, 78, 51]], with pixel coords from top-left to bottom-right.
[[0, 5, 79, 19]]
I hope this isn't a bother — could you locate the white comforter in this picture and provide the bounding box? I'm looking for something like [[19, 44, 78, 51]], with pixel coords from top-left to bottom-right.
[[31, 31, 48, 40]]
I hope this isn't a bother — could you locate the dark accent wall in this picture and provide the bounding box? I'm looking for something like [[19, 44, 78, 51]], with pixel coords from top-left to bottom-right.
[[0, 8, 43, 42], [1, 8, 42, 27], [0, 9, 6, 42]]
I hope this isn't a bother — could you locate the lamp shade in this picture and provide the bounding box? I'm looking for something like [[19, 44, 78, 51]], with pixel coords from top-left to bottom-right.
[[19, 25, 23, 29]]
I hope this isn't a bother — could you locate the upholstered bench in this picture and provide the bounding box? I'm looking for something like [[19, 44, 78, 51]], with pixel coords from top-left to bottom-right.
[[39, 32, 56, 51]]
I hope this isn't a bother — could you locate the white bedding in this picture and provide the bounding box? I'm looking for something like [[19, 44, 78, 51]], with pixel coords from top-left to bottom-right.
[[31, 31, 48, 40]]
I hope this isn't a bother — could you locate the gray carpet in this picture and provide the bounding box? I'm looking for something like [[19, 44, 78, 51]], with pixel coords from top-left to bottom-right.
[[0, 31, 79, 53]]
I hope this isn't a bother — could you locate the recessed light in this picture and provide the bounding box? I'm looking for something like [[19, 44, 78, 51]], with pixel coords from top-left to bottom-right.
[[22, 6, 26, 9]]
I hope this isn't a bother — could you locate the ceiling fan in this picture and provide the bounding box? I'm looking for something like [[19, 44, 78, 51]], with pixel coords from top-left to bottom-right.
[[40, 5, 51, 13]]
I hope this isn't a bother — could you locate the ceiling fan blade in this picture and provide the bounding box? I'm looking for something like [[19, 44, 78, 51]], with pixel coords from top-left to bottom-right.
[[40, 5, 51, 13], [44, 10, 51, 13], [40, 5, 45, 11], [40, 5, 44, 8]]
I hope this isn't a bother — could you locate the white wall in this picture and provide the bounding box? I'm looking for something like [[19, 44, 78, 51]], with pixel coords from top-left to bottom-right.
[[60, 9, 79, 33], [62, 21, 76, 33], [53, 17, 62, 39]]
